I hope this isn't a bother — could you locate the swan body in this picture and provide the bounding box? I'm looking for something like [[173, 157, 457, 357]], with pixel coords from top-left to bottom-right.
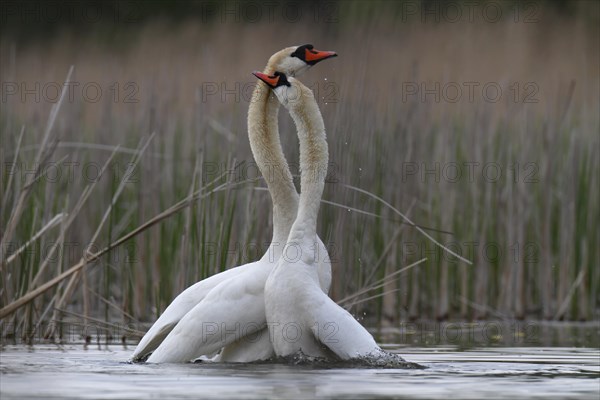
[[257, 72, 382, 359], [142, 46, 336, 363]]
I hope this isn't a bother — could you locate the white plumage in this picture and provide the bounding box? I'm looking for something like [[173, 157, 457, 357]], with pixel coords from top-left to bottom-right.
[[262, 75, 382, 360]]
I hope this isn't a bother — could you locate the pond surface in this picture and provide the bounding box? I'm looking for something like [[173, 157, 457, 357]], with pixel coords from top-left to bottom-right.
[[1, 344, 598, 399]]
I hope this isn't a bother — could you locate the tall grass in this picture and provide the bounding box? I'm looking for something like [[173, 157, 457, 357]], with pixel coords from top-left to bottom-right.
[[1, 2, 598, 342]]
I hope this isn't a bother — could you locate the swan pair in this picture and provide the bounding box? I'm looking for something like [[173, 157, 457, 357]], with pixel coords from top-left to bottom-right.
[[132, 45, 381, 363]]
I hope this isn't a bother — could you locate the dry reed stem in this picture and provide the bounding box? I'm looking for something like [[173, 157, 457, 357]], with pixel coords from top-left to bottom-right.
[[86, 286, 139, 324], [1, 126, 24, 214], [554, 269, 586, 320], [339, 258, 427, 307]]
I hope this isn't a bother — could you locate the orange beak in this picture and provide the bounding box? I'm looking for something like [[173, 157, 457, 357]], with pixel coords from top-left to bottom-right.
[[252, 71, 280, 88], [304, 48, 337, 64]]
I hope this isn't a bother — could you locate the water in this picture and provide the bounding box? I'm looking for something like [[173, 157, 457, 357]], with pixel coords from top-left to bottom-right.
[[1, 345, 598, 399]]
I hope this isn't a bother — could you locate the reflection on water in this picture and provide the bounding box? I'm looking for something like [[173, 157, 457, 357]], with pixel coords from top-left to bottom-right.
[[376, 320, 600, 348], [1, 344, 598, 399]]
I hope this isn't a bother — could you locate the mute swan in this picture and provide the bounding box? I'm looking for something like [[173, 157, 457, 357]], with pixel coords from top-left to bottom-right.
[[142, 46, 337, 363], [255, 71, 383, 359]]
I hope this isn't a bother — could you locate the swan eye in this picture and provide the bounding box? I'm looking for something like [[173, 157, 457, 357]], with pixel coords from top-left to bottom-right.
[[291, 44, 314, 59], [274, 72, 291, 87]]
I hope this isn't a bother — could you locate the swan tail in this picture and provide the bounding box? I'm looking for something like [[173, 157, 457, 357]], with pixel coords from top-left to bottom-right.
[[310, 292, 381, 360], [131, 322, 177, 361]]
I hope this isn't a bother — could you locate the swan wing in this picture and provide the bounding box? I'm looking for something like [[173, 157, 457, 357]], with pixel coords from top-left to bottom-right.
[[147, 265, 270, 363], [131, 262, 254, 361], [309, 288, 380, 360], [315, 236, 332, 293]]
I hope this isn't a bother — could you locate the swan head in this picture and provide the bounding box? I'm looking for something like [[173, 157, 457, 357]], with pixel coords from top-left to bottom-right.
[[265, 44, 337, 77], [252, 71, 306, 109]]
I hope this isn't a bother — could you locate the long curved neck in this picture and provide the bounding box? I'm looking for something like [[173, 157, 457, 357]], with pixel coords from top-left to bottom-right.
[[288, 87, 329, 240], [248, 73, 299, 251]]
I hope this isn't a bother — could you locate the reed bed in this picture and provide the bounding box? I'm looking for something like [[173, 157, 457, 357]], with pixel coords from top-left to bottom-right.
[[0, 1, 598, 342]]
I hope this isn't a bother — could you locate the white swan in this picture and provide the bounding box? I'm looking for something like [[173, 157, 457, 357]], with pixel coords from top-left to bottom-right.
[[142, 45, 337, 363], [255, 71, 383, 359]]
